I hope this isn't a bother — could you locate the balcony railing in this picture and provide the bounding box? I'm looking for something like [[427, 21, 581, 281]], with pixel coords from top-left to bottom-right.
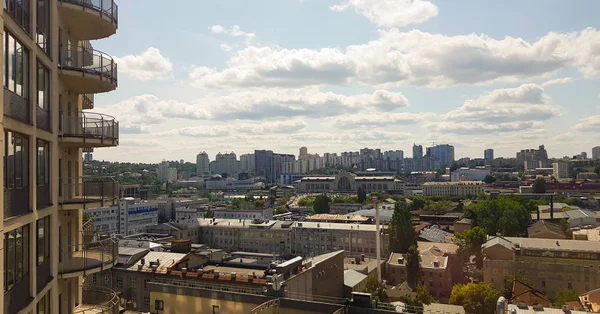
[[4, 273, 32, 314], [60, 111, 119, 146], [59, 176, 118, 208], [60, 0, 118, 26], [36, 184, 51, 209], [59, 237, 118, 278], [75, 287, 120, 314], [83, 93, 95, 109], [4, 187, 31, 219], [4, 88, 31, 124], [59, 44, 117, 87]]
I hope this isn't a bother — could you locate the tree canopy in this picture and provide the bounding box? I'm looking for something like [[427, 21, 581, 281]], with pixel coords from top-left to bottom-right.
[[465, 197, 532, 236], [314, 194, 331, 214], [454, 226, 487, 268], [357, 187, 367, 203], [449, 283, 502, 314], [553, 288, 579, 307], [484, 174, 497, 184], [388, 202, 417, 253], [533, 177, 547, 194], [406, 244, 421, 289], [363, 275, 388, 302]]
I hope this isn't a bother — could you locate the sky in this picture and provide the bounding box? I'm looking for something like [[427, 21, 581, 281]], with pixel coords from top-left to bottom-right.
[[91, 0, 600, 163]]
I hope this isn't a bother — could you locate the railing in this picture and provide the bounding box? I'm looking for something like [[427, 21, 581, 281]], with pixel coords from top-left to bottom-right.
[[83, 93, 95, 109], [59, 237, 118, 277], [36, 106, 51, 131], [4, 187, 31, 219], [4, 88, 31, 124], [59, 44, 118, 87], [75, 287, 120, 314], [60, 0, 118, 26], [36, 184, 51, 209], [59, 176, 118, 208], [60, 111, 119, 146]]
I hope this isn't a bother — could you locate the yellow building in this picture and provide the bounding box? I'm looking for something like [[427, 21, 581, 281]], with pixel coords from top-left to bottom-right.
[[422, 181, 485, 196], [1, 0, 120, 312]]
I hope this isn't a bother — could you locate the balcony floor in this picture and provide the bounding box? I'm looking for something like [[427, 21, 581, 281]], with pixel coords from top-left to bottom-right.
[[60, 250, 115, 278], [73, 305, 105, 314]]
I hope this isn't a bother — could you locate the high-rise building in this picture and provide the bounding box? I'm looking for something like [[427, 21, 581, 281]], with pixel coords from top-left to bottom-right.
[[196, 151, 210, 175], [593, 146, 600, 159], [484, 149, 494, 164], [85, 198, 159, 235], [426, 144, 455, 166], [210, 152, 240, 176], [413, 144, 423, 159], [240, 153, 256, 174], [517, 145, 549, 169], [84, 152, 94, 162], [553, 162, 570, 179], [157, 161, 177, 183], [299, 146, 308, 157], [1, 2, 121, 313]]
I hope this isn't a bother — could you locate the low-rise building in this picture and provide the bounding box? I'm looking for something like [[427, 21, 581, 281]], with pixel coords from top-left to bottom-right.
[[527, 220, 566, 239], [483, 236, 600, 299], [294, 172, 399, 193], [450, 167, 491, 182], [422, 181, 485, 196], [387, 242, 462, 302]]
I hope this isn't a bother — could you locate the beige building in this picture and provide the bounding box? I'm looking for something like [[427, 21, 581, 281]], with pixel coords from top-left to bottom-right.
[[294, 172, 399, 193], [422, 181, 485, 196], [387, 242, 462, 302], [483, 237, 600, 299], [1, 0, 121, 313]]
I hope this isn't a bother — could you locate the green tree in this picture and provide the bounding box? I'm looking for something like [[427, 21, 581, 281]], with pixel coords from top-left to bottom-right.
[[406, 245, 421, 289], [449, 283, 502, 314], [553, 288, 579, 307], [465, 197, 532, 236], [388, 203, 417, 253], [273, 205, 289, 215], [533, 177, 547, 194], [454, 226, 487, 268], [357, 187, 366, 203], [410, 198, 426, 210], [363, 275, 388, 302], [314, 194, 331, 214], [400, 285, 436, 314], [595, 165, 600, 175], [559, 219, 573, 238], [503, 271, 530, 299], [483, 175, 497, 184]]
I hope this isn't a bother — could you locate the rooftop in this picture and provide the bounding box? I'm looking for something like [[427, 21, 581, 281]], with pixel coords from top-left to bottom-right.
[[344, 269, 367, 288], [125, 251, 189, 274], [488, 236, 600, 254], [389, 242, 458, 269], [306, 214, 370, 222], [422, 181, 485, 186], [506, 304, 587, 314]]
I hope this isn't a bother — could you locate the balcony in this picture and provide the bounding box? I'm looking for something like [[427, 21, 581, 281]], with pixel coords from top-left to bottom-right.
[[74, 287, 120, 314], [59, 45, 117, 93], [58, 0, 118, 40], [83, 93, 95, 109], [59, 237, 118, 279], [60, 111, 119, 148], [59, 177, 118, 210]]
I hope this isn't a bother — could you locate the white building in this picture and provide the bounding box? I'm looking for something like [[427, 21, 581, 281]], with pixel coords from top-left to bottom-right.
[[212, 207, 274, 221], [553, 162, 570, 179], [593, 146, 600, 160], [205, 178, 264, 190], [86, 198, 159, 235], [157, 160, 177, 183], [450, 167, 491, 182], [422, 181, 486, 196], [196, 151, 210, 175], [240, 153, 256, 174]]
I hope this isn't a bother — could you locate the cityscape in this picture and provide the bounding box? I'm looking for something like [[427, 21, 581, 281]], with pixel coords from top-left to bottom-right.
[[2, 1, 600, 314]]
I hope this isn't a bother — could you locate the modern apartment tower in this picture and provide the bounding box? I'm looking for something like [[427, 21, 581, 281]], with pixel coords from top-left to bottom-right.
[[412, 144, 423, 159], [593, 146, 600, 160], [484, 149, 494, 164], [426, 144, 455, 166], [196, 151, 210, 175], [1, 1, 121, 313]]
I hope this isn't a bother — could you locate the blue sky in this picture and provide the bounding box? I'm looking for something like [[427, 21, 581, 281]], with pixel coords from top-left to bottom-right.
[[92, 0, 600, 163]]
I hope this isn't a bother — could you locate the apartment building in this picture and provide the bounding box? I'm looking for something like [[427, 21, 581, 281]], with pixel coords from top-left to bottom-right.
[[387, 242, 463, 302], [1, 0, 121, 312], [483, 237, 600, 299], [294, 172, 399, 193], [85, 198, 159, 235], [195, 151, 210, 175], [422, 181, 485, 196]]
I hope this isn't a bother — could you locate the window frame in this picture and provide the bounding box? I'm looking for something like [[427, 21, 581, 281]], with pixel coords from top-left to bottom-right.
[[36, 139, 49, 186], [4, 0, 31, 34], [4, 131, 30, 190], [35, 0, 51, 56], [3, 30, 30, 98], [36, 215, 50, 265], [3, 224, 30, 292], [36, 60, 50, 110]]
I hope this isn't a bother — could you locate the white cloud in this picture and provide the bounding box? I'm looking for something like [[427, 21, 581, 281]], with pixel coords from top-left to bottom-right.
[[575, 115, 600, 132], [330, 0, 438, 28], [220, 44, 232, 51], [330, 112, 436, 128], [189, 28, 600, 89], [115, 47, 173, 81], [436, 84, 560, 134], [554, 133, 576, 142], [541, 77, 575, 87], [209, 24, 256, 44], [163, 119, 309, 138]]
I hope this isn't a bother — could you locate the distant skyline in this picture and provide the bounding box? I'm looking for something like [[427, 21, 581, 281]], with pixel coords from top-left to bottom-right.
[[92, 0, 600, 163]]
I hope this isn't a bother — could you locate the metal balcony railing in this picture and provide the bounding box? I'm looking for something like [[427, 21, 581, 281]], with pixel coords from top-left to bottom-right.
[[59, 44, 118, 87], [60, 0, 118, 26], [59, 237, 118, 277], [75, 287, 120, 314], [59, 176, 118, 208], [60, 111, 119, 146], [83, 93, 95, 109]]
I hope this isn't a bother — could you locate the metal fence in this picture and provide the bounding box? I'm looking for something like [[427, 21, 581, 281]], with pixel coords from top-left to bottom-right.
[[76, 287, 120, 314], [60, 111, 119, 146], [59, 176, 118, 208], [59, 44, 118, 87], [61, 0, 118, 26], [59, 237, 118, 276]]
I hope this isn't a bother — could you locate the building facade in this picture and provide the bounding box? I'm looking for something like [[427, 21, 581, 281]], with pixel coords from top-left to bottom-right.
[[196, 151, 210, 176], [553, 162, 570, 179], [422, 181, 486, 196], [484, 149, 494, 164], [426, 144, 455, 166], [210, 152, 240, 176], [517, 145, 549, 169], [450, 167, 491, 182], [157, 160, 177, 183], [294, 172, 399, 193], [240, 153, 255, 174], [593, 146, 600, 160], [86, 198, 159, 235], [1, 0, 122, 312]]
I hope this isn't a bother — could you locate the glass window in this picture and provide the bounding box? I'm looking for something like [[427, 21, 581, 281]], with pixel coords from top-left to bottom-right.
[[4, 30, 29, 98], [37, 216, 50, 265], [4, 0, 30, 33], [36, 0, 50, 55], [4, 131, 29, 190], [37, 61, 50, 110], [4, 224, 30, 292], [36, 140, 49, 185], [37, 291, 50, 314]]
